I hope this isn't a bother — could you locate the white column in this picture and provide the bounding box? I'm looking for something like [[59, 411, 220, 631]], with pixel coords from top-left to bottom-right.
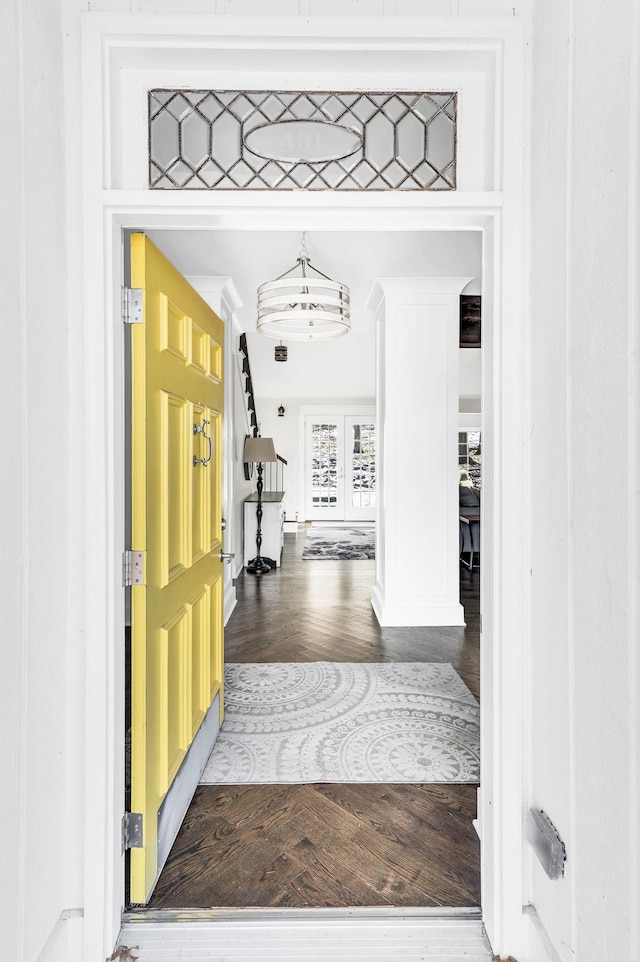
[[368, 278, 472, 627]]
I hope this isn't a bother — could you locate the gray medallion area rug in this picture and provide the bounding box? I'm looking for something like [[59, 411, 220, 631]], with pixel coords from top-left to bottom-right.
[[302, 525, 375, 560], [200, 662, 479, 784]]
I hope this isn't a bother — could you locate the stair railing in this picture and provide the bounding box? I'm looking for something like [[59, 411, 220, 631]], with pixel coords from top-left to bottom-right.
[[264, 454, 287, 494], [238, 333, 258, 479], [238, 334, 286, 494]]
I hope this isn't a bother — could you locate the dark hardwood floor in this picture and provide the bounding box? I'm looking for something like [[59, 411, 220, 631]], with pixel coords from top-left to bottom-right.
[[148, 529, 480, 910]]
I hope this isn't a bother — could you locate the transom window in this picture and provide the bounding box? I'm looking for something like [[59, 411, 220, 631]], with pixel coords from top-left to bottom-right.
[[149, 90, 457, 191]]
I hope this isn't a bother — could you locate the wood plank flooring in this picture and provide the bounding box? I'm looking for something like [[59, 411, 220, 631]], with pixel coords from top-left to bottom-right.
[[147, 529, 480, 910]]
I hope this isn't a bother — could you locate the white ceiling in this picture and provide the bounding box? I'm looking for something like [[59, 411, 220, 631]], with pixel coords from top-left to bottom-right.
[[146, 228, 482, 400], [147, 229, 482, 336]]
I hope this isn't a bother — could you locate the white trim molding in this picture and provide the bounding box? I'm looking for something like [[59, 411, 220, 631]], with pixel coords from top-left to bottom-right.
[[79, 15, 527, 962]]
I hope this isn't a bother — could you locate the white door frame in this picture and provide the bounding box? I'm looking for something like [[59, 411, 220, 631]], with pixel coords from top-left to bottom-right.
[[303, 410, 377, 522], [78, 15, 527, 961]]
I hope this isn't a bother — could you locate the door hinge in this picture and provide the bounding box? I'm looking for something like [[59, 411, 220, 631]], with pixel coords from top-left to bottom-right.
[[122, 287, 143, 325], [123, 550, 145, 586], [122, 812, 143, 851]]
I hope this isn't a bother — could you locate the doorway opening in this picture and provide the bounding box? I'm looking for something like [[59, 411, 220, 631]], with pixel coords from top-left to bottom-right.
[[82, 16, 526, 956], [144, 537, 481, 910], [124, 226, 483, 913]]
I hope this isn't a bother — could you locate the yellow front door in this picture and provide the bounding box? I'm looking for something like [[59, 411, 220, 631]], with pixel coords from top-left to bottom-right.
[[129, 233, 225, 904]]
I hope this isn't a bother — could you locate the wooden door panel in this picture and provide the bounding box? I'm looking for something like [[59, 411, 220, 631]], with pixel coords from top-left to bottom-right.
[[187, 585, 209, 736], [207, 572, 224, 702], [129, 233, 224, 904], [160, 295, 189, 360], [208, 336, 223, 382], [190, 323, 209, 374], [162, 392, 190, 585], [161, 605, 190, 789]]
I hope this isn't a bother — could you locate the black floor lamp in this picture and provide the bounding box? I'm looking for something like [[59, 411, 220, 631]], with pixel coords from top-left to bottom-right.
[[243, 436, 278, 575]]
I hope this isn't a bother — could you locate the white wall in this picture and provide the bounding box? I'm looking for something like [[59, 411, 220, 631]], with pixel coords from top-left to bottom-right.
[[256, 397, 375, 523], [250, 335, 480, 404], [248, 330, 376, 400], [0, 1, 82, 961], [459, 349, 481, 400], [527, 1, 639, 960], [0, 11, 479, 960], [6, 3, 638, 962]]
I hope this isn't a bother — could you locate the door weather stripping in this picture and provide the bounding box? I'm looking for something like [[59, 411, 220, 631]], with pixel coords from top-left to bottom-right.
[[122, 287, 143, 324], [122, 812, 143, 850], [123, 550, 145, 586]]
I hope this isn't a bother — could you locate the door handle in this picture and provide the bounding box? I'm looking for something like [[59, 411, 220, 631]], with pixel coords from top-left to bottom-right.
[[193, 419, 212, 466], [220, 551, 235, 564]]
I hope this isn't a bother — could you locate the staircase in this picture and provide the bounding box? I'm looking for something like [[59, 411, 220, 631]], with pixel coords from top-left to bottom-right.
[[238, 333, 258, 480], [238, 332, 287, 495]]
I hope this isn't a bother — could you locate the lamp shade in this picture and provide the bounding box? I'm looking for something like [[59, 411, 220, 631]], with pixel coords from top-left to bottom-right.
[[243, 436, 277, 463]]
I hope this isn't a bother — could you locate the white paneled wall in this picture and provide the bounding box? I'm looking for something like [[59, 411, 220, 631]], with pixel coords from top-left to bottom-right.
[[91, 0, 533, 13], [307, 0, 386, 13], [527, 1, 640, 960], [1, 2, 80, 962]]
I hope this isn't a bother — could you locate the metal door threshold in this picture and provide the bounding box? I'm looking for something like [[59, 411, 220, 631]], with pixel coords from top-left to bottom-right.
[[123, 905, 482, 924], [119, 907, 492, 961]]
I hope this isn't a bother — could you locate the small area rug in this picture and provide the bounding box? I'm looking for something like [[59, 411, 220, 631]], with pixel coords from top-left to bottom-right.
[[302, 525, 375, 560], [200, 662, 479, 784]]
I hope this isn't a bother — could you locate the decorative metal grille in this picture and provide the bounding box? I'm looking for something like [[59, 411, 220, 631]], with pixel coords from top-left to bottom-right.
[[149, 90, 457, 191]]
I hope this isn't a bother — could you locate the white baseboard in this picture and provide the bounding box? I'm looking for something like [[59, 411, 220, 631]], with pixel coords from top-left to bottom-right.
[[371, 584, 466, 627], [473, 787, 482, 839], [224, 578, 237, 626], [283, 520, 298, 533]]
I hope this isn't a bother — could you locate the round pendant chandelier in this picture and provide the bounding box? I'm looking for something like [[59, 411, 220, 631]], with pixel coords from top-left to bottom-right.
[[257, 234, 351, 341]]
